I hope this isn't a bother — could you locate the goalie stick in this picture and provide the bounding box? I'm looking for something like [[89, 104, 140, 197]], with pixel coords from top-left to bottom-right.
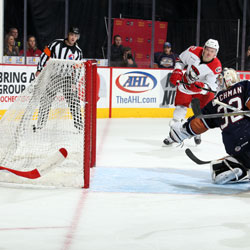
[[191, 98, 201, 116], [198, 110, 250, 119], [191, 98, 250, 119], [185, 148, 211, 165], [213, 99, 250, 118], [0, 148, 68, 179]]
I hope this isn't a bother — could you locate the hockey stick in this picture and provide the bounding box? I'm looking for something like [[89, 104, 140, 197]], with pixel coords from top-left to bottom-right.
[[185, 148, 211, 165], [0, 166, 41, 179], [179, 82, 216, 94], [197, 110, 250, 119], [0, 148, 68, 179], [213, 99, 250, 118], [191, 98, 250, 119]]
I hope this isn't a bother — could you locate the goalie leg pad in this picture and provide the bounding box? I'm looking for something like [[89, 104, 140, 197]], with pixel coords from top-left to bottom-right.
[[163, 119, 182, 146], [169, 121, 193, 143], [211, 156, 250, 184]]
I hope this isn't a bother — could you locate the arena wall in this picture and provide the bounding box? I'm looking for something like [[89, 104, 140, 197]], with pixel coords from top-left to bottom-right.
[[0, 64, 249, 119]]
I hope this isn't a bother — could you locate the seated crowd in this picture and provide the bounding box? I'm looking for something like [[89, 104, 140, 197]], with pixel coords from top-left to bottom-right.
[[4, 28, 180, 68], [4, 27, 41, 57], [110, 34, 179, 68]]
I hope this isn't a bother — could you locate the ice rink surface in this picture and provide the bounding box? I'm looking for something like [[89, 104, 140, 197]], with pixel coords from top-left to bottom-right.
[[1, 118, 250, 250]]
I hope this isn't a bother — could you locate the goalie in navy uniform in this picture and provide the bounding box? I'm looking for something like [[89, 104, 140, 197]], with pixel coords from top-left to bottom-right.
[[34, 27, 84, 132], [167, 68, 250, 184]]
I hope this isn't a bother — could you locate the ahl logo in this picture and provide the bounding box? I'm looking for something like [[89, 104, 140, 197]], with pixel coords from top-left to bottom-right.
[[115, 71, 157, 93]]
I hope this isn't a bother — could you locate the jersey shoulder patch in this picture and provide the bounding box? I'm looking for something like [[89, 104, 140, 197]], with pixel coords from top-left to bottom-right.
[[188, 46, 203, 57], [207, 57, 222, 75]]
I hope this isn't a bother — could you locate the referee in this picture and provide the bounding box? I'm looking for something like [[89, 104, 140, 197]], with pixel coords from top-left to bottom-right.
[[34, 27, 84, 132], [36, 27, 83, 77]]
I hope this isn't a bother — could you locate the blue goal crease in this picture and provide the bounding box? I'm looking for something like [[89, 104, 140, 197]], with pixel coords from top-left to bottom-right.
[[89, 167, 250, 195]]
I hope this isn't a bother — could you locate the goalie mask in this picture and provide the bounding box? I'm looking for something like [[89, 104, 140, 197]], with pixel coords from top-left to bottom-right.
[[217, 68, 240, 91]]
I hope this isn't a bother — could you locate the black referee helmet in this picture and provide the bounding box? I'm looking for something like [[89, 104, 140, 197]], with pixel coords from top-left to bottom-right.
[[69, 27, 80, 35], [68, 27, 80, 39]]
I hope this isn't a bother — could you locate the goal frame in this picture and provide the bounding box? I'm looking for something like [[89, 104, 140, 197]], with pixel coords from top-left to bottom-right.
[[0, 59, 97, 188], [83, 60, 97, 188]]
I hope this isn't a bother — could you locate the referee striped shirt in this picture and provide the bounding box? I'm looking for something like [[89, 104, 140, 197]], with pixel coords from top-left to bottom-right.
[[37, 39, 83, 72]]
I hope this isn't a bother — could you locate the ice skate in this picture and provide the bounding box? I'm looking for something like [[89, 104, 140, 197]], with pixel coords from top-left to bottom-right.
[[163, 136, 174, 146]]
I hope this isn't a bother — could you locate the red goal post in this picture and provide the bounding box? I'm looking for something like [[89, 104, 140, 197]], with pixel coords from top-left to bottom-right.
[[84, 60, 97, 188]]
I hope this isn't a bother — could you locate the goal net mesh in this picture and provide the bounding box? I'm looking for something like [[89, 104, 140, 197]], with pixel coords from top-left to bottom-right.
[[0, 59, 92, 187]]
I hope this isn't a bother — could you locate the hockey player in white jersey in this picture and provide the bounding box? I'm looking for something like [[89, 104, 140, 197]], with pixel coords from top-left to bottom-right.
[[163, 39, 222, 146]]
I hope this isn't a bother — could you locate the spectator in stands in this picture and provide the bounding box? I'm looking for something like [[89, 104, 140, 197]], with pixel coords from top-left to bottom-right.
[[245, 45, 250, 71], [4, 34, 19, 56], [8, 27, 22, 50], [19, 35, 42, 57], [120, 47, 137, 67], [154, 42, 179, 69], [110, 34, 124, 67]]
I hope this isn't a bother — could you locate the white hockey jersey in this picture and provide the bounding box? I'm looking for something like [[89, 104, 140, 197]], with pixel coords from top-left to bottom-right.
[[175, 46, 222, 95]]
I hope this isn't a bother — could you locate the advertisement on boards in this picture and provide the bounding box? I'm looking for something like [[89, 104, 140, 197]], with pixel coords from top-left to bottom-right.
[[0, 65, 36, 109], [159, 69, 176, 108], [112, 68, 162, 108], [96, 67, 109, 108], [1, 64, 250, 118], [0, 64, 109, 118]]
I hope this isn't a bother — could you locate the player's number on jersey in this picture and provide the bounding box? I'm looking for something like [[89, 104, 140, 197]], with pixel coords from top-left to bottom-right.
[[219, 97, 243, 130]]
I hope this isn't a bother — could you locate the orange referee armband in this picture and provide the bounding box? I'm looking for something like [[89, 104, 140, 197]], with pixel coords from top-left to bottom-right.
[[44, 46, 51, 57]]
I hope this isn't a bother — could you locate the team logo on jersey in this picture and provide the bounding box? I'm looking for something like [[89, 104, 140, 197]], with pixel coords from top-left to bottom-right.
[[115, 71, 157, 93], [215, 66, 222, 73], [68, 54, 75, 60], [191, 65, 200, 76], [190, 46, 197, 51]]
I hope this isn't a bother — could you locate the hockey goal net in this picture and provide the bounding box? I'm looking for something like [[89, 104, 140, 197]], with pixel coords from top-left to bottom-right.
[[0, 59, 97, 188]]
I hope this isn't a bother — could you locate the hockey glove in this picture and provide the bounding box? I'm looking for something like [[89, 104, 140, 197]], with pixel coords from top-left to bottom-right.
[[169, 121, 193, 143], [186, 81, 205, 93], [170, 69, 183, 86]]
